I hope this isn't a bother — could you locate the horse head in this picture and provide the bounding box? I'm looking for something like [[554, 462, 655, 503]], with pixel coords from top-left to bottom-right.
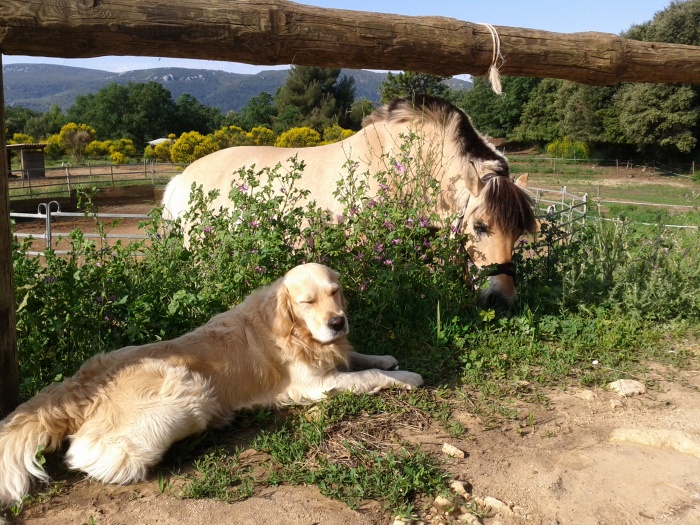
[[363, 94, 538, 310], [460, 168, 536, 311]]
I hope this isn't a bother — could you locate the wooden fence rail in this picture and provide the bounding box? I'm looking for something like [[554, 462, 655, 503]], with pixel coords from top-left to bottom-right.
[[2, 0, 700, 85]]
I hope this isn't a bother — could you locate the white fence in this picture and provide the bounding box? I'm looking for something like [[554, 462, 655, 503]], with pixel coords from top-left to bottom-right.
[[11, 200, 152, 256]]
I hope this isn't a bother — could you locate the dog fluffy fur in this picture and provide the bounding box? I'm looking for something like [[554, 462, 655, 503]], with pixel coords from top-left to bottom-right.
[[0, 263, 423, 508]]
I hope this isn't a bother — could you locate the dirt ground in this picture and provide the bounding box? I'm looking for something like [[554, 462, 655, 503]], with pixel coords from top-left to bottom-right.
[[14, 357, 700, 525], [9, 167, 700, 524]]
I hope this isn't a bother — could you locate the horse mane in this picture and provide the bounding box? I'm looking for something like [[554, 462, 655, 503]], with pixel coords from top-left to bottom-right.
[[363, 94, 537, 235], [481, 175, 538, 235]]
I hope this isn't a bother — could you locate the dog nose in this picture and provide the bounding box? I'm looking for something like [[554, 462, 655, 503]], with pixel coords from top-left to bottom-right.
[[327, 316, 346, 332]]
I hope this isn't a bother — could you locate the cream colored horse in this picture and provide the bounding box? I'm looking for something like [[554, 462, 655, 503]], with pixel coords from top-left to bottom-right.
[[162, 95, 536, 309]]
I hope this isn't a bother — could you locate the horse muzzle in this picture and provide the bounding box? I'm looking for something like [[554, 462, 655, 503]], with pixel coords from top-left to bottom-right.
[[481, 263, 518, 311]]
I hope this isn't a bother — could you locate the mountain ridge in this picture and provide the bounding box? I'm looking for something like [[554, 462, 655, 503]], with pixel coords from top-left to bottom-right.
[[2, 64, 472, 113]]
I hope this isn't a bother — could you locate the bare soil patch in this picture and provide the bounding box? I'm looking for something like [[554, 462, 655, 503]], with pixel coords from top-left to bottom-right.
[[14, 357, 700, 525]]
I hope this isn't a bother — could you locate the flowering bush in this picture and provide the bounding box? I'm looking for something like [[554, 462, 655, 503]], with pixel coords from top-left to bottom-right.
[[274, 127, 322, 148], [12, 137, 475, 397], [171, 131, 220, 163]]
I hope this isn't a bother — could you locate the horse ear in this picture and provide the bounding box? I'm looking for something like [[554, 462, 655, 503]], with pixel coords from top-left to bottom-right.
[[514, 173, 529, 188], [466, 162, 486, 196], [272, 284, 294, 338]]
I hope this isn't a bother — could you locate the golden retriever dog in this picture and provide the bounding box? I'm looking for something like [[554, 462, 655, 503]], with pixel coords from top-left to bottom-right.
[[0, 263, 422, 509]]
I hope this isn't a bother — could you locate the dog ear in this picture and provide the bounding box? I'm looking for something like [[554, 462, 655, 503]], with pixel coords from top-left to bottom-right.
[[272, 284, 295, 338]]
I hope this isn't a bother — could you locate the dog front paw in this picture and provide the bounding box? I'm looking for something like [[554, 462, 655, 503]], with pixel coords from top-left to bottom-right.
[[375, 355, 400, 371], [391, 370, 424, 389]]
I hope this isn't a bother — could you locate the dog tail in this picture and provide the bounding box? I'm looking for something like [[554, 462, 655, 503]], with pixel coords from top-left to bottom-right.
[[0, 382, 79, 509]]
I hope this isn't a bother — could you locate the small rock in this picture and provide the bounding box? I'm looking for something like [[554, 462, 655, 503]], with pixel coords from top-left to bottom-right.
[[513, 505, 528, 518], [457, 512, 482, 524], [610, 399, 624, 410], [607, 379, 646, 397], [433, 495, 454, 512], [392, 516, 413, 525], [450, 480, 469, 496], [482, 496, 513, 516], [442, 443, 466, 458], [573, 389, 596, 401]]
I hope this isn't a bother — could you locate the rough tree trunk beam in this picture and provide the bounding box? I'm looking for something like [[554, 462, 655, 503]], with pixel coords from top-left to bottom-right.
[[0, 53, 19, 417], [1, 0, 700, 85]]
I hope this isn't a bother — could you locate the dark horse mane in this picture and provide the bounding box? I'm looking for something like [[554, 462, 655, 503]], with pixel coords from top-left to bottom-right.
[[362, 94, 537, 235]]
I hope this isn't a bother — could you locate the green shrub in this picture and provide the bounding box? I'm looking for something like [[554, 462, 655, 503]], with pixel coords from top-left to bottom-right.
[[546, 136, 590, 159]]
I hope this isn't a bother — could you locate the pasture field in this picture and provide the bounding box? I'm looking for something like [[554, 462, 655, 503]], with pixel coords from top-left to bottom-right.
[[6, 156, 700, 525], [512, 155, 700, 213]]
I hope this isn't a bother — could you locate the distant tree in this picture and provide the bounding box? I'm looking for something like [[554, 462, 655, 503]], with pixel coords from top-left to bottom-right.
[[174, 93, 224, 136], [617, 84, 699, 155], [228, 92, 278, 131], [68, 82, 178, 149], [451, 76, 538, 138], [347, 98, 375, 130], [58, 123, 96, 165], [617, 0, 700, 157], [5, 106, 40, 137], [511, 79, 565, 143], [273, 104, 303, 133], [275, 66, 355, 130], [379, 72, 448, 103], [24, 105, 66, 140]]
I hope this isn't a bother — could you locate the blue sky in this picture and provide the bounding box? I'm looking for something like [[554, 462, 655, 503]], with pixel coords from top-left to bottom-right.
[[2, 0, 672, 75]]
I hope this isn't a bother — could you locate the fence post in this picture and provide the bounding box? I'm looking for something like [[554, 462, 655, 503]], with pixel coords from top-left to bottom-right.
[[65, 166, 71, 193], [0, 54, 20, 416], [110, 164, 115, 186]]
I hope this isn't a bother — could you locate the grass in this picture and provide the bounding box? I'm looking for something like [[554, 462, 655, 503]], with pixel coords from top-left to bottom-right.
[[8, 153, 700, 521], [510, 155, 700, 210]]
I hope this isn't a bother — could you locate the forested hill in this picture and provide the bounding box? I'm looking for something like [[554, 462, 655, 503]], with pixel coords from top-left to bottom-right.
[[2, 64, 472, 113]]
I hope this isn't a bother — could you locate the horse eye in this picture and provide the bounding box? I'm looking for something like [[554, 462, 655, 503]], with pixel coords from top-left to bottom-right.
[[473, 221, 489, 235]]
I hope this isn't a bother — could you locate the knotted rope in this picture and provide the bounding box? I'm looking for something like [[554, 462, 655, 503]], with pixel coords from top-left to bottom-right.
[[478, 23, 504, 95]]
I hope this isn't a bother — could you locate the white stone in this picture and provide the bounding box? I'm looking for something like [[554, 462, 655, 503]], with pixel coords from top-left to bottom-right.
[[442, 443, 466, 458], [607, 379, 646, 396], [450, 480, 469, 496]]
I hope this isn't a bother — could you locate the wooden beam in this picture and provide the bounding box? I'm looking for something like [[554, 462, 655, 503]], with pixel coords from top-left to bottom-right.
[[0, 53, 19, 417], [1, 0, 700, 85]]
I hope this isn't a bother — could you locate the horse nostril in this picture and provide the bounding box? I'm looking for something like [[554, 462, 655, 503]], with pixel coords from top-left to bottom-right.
[[481, 291, 515, 314], [327, 316, 346, 332]]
